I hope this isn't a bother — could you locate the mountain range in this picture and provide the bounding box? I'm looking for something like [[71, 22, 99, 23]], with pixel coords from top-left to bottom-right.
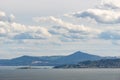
[[0, 51, 117, 66], [54, 59, 120, 68]]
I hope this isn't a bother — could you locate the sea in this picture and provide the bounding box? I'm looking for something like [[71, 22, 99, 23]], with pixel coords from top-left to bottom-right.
[[0, 66, 120, 80]]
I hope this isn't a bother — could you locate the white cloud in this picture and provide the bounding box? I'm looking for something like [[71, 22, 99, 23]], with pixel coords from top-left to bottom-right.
[[12, 23, 52, 40], [34, 16, 99, 33], [0, 11, 52, 41], [0, 11, 6, 17], [34, 16, 101, 41], [65, 0, 120, 24], [0, 22, 52, 40], [100, 0, 120, 9], [1, 9, 120, 44], [9, 14, 15, 22], [73, 8, 120, 24], [0, 27, 7, 36], [34, 16, 120, 42], [0, 11, 6, 22]]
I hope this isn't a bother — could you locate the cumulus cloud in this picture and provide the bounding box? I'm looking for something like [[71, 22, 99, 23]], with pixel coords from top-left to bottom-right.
[[0, 22, 51, 40], [9, 14, 15, 22], [0, 11, 6, 21], [73, 9, 120, 24], [65, 0, 120, 24], [0, 27, 7, 36], [0, 11, 52, 41], [34, 16, 120, 42], [100, 0, 120, 9], [0, 11, 6, 17], [34, 16, 101, 41], [1, 9, 119, 43], [34, 16, 100, 33], [12, 23, 52, 40]]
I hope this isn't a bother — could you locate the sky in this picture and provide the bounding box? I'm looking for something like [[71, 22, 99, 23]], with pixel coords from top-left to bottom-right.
[[0, 0, 120, 59]]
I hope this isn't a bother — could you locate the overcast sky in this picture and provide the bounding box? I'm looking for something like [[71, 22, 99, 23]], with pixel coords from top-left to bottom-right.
[[0, 0, 120, 59]]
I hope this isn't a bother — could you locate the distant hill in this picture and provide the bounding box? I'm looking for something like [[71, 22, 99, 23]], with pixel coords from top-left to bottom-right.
[[0, 51, 116, 66], [54, 51, 102, 64], [0, 56, 63, 66], [54, 59, 120, 68]]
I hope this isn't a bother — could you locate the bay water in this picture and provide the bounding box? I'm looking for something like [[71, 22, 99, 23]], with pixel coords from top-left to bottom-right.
[[0, 66, 120, 80]]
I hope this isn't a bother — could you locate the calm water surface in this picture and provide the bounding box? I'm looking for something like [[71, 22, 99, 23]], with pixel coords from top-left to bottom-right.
[[0, 66, 120, 80]]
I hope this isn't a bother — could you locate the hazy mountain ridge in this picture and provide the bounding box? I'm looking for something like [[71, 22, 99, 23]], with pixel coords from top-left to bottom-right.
[[54, 51, 103, 64], [0, 51, 117, 66], [54, 59, 120, 68]]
